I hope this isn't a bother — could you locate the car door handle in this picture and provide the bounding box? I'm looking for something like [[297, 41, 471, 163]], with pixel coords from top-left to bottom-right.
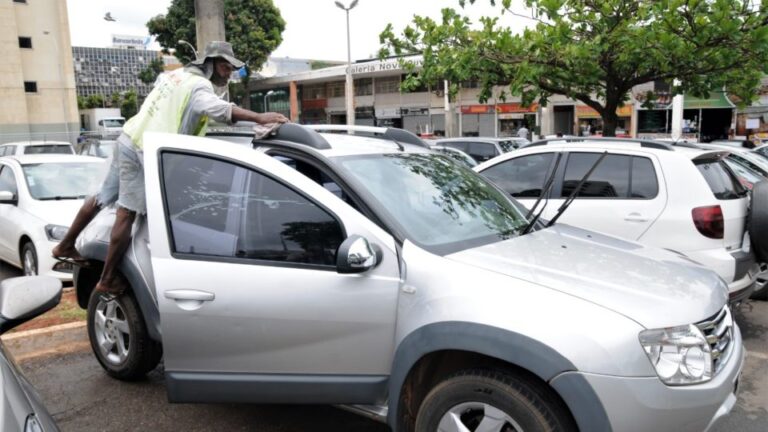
[[624, 213, 649, 222], [164, 290, 215, 302]]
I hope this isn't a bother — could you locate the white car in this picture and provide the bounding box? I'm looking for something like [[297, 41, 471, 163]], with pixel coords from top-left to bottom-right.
[[0, 141, 74, 156], [436, 137, 528, 163], [0, 154, 105, 280], [475, 138, 764, 305]]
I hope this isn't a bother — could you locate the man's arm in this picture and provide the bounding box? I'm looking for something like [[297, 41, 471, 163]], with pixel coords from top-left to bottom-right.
[[232, 106, 289, 125]]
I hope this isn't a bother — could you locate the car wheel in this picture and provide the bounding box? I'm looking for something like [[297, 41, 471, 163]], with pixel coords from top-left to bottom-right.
[[21, 241, 37, 276], [87, 287, 162, 380], [415, 369, 576, 432], [749, 181, 768, 264]]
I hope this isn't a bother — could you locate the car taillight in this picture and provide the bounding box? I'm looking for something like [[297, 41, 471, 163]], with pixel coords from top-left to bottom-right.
[[692, 205, 724, 239]]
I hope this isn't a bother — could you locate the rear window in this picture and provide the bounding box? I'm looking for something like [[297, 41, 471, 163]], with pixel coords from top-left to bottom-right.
[[23, 145, 73, 155], [695, 160, 747, 200]]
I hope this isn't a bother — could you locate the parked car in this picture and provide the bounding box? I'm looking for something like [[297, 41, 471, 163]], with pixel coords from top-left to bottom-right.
[[475, 137, 765, 305], [755, 143, 768, 159], [0, 141, 74, 156], [436, 137, 527, 163], [697, 143, 768, 178], [0, 154, 106, 279], [430, 145, 478, 168], [709, 139, 755, 148], [0, 275, 62, 432], [73, 124, 743, 432], [77, 140, 116, 159]]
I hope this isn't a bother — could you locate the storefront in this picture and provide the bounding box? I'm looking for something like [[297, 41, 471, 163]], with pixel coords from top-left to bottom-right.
[[402, 107, 431, 135], [375, 107, 403, 128], [575, 105, 633, 137], [460, 105, 495, 136], [637, 93, 734, 142], [299, 98, 327, 124], [496, 103, 538, 138]]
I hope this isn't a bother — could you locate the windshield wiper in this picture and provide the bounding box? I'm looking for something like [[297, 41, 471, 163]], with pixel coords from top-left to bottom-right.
[[546, 151, 608, 228], [38, 195, 87, 201], [521, 153, 562, 235]]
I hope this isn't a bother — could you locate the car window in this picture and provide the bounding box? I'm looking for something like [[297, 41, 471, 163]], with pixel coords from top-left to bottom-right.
[[441, 141, 468, 153], [162, 152, 343, 266], [272, 154, 360, 211], [0, 165, 17, 195], [0, 147, 6, 156], [729, 154, 768, 177], [23, 145, 73, 155], [629, 157, 659, 199], [467, 142, 498, 162], [561, 153, 631, 198], [481, 153, 555, 198], [695, 160, 747, 200]]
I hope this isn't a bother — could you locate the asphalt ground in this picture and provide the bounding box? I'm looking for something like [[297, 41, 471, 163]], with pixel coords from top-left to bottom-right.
[[3, 260, 767, 431]]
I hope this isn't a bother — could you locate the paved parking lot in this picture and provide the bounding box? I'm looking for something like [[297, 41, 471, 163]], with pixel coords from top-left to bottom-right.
[[3, 262, 767, 431]]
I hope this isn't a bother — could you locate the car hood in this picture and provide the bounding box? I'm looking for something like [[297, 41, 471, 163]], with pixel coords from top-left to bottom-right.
[[446, 224, 727, 329], [23, 199, 84, 227]]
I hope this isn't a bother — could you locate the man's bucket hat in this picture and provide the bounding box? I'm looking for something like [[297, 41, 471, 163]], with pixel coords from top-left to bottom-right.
[[191, 41, 244, 69]]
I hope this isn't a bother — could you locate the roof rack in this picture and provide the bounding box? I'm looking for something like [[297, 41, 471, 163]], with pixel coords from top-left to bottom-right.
[[522, 137, 675, 151], [306, 125, 430, 148]]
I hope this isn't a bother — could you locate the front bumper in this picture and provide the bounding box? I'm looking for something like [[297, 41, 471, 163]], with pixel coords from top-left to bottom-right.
[[555, 324, 744, 432]]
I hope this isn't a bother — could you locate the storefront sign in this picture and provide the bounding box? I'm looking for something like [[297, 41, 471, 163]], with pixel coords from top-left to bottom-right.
[[576, 105, 633, 119], [301, 99, 327, 109], [112, 34, 150, 49], [461, 105, 492, 114], [375, 108, 401, 119], [498, 113, 525, 120], [496, 103, 538, 113], [746, 118, 760, 129], [401, 107, 429, 116], [348, 58, 423, 75]]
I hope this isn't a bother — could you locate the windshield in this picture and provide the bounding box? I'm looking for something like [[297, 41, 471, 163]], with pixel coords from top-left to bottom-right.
[[102, 119, 125, 127], [23, 145, 73, 155], [337, 153, 527, 254], [23, 162, 105, 200]]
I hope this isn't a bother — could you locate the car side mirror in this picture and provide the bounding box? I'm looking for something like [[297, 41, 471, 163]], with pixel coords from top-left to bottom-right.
[[0, 190, 17, 205], [336, 235, 382, 274], [0, 276, 62, 334]]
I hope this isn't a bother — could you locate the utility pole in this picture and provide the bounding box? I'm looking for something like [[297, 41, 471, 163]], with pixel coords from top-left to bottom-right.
[[194, 0, 226, 53]]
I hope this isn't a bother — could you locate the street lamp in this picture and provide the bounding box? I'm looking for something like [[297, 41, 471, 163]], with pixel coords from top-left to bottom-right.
[[335, 0, 358, 127], [178, 40, 199, 61], [263, 90, 275, 112]]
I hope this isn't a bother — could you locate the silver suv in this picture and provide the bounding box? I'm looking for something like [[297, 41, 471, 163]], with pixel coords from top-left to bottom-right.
[[74, 125, 743, 432]]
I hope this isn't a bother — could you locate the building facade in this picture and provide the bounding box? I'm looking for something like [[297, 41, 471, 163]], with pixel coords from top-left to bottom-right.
[[72, 46, 160, 99], [0, 0, 79, 144]]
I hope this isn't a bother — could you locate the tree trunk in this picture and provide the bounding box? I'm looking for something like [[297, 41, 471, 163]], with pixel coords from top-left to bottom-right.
[[601, 109, 619, 137]]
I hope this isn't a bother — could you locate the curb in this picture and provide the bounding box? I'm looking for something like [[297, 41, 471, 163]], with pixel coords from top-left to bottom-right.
[[2, 321, 89, 361]]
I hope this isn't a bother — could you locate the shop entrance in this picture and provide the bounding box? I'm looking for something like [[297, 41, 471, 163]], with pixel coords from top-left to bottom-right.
[[554, 106, 574, 135]]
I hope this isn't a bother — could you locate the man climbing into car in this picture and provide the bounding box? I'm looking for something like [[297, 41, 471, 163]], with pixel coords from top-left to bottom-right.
[[52, 41, 288, 296]]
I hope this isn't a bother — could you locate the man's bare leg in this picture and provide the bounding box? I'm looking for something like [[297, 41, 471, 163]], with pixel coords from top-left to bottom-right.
[[94, 207, 136, 295], [52, 196, 102, 261]]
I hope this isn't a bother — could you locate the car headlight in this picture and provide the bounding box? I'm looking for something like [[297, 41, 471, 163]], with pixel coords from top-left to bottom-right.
[[45, 224, 68, 241], [24, 414, 43, 432], [639, 323, 712, 385]]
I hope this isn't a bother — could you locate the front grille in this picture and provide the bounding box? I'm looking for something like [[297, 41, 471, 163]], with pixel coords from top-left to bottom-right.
[[696, 306, 734, 375]]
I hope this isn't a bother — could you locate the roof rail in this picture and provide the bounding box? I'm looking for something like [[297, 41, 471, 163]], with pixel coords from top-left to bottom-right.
[[266, 123, 331, 149], [306, 125, 430, 148], [522, 137, 674, 151]]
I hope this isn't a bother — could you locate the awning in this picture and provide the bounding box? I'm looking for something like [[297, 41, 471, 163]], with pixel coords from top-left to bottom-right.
[[683, 93, 735, 109]]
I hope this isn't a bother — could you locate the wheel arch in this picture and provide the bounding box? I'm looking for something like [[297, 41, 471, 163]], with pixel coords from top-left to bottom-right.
[[387, 322, 611, 432]]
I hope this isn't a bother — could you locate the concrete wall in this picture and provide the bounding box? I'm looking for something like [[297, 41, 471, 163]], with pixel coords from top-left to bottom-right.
[[0, 0, 78, 144]]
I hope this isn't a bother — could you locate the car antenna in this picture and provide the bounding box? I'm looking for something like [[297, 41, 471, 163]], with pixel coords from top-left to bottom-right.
[[521, 153, 562, 235], [546, 151, 608, 228]]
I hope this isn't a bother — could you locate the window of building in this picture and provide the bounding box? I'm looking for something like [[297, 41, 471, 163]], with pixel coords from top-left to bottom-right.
[[354, 78, 373, 96], [303, 84, 326, 100], [375, 76, 400, 94], [24, 81, 37, 93], [327, 81, 345, 98], [18, 37, 32, 49]]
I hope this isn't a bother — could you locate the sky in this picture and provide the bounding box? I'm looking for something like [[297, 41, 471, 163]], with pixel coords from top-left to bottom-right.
[[66, 0, 535, 62]]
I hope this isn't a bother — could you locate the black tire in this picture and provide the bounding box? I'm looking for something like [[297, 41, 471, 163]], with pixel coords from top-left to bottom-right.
[[750, 181, 768, 264], [21, 241, 37, 276], [415, 369, 576, 432], [87, 287, 162, 380]]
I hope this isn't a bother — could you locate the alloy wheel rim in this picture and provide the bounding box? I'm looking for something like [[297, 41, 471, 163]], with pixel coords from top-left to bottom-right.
[[93, 298, 131, 365], [23, 249, 36, 276], [438, 402, 523, 432]]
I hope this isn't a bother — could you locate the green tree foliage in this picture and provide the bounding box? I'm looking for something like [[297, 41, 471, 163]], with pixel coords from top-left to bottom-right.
[[138, 58, 166, 84], [380, 0, 768, 136], [85, 94, 105, 109], [146, 0, 285, 108], [121, 90, 139, 119]]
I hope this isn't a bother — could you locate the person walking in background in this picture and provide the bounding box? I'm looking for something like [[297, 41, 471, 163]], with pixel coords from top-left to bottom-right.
[[52, 41, 288, 297], [517, 123, 529, 140]]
